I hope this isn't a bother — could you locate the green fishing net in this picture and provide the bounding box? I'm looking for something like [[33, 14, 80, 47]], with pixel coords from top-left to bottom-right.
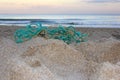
[[14, 23, 88, 44]]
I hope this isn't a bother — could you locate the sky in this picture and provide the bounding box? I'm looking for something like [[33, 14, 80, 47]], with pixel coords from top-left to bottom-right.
[[0, 0, 120, 14]]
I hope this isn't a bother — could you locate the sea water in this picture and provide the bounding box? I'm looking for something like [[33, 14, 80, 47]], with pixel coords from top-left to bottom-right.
[[0, 14, 120, 28]]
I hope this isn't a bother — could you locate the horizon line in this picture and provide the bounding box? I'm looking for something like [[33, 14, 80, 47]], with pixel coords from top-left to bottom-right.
[[0, 14, 120, 15]]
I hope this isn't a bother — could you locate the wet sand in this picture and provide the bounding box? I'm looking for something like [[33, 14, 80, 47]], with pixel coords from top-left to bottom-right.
[[0, 25, 120, 40]]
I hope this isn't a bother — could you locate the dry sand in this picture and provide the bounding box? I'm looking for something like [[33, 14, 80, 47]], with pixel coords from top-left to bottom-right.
[[0, 26, 120, 80]]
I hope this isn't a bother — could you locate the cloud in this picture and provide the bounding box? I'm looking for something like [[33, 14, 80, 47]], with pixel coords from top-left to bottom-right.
[[84, 0, 120, 3]]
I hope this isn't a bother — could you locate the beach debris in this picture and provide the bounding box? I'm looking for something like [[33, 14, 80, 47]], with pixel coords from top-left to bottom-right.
[[14, 23, 88, 44]]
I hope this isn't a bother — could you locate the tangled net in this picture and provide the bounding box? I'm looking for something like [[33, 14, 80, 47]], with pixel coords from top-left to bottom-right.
[[14, 23, 88, 44]]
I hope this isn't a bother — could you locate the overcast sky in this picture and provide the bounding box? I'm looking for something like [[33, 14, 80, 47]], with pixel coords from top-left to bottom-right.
[[0, 0, 120, 14]]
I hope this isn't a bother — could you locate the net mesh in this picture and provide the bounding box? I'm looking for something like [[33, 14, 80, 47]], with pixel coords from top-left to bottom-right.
[[14, 23, 88, 44]]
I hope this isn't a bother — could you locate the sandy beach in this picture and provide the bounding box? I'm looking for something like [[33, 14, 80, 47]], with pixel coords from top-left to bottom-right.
[[0, 25, 120, 80], [1, 25, 120, 40]]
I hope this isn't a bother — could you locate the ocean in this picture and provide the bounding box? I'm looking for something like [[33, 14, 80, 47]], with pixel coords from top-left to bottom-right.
[[0, 14, 120, 28]]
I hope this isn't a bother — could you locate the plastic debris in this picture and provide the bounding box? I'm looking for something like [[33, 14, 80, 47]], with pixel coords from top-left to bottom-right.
[[14, 23, 88, 44]]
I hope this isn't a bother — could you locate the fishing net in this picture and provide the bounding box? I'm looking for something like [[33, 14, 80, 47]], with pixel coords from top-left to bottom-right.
[[14, 23, 88, 44]]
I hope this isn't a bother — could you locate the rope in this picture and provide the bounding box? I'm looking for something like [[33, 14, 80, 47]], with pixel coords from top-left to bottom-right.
[[14, 23, 88, 44]]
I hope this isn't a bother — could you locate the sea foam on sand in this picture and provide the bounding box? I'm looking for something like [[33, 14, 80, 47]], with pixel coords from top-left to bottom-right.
[[0, 37, 120, 80]]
